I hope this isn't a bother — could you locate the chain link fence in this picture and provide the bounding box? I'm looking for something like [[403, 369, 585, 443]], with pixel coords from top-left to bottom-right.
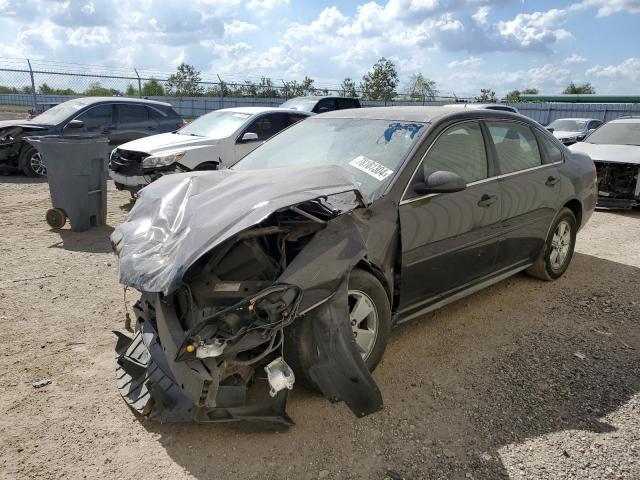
[[0, 57, 465, 117]]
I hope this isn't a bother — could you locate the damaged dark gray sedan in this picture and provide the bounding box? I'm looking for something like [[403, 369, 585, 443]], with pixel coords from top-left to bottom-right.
[[111, 107, 597, 425]]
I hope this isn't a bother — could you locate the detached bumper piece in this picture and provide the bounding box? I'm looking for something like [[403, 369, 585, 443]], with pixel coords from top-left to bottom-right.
[[116, 321, 294, 426]]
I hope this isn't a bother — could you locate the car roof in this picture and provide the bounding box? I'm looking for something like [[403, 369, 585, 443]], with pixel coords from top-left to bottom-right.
[[609, 116, 640, 123], [550, 117, 600, 121], [215, 106, 313, 115], [314, 106, 526, 123], [284, 96, 358, 101], [73, 96, 174, 108]]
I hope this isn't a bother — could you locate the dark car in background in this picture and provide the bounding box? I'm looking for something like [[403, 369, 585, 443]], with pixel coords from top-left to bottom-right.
[[112, 107, 597, 425], [280, 95, 361, 113], [0, 97, 183, 177]]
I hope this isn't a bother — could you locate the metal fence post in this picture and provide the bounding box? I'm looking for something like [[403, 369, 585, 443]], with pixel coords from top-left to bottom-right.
[[134, 69, 142, 98], [217, 74, 224, 109], [26, 59, 37, 112]]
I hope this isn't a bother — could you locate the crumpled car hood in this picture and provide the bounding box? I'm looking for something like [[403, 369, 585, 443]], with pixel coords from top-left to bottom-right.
[[570, 142, 640, 164], [111, 165, 363, 294], [117, 132, 219, 156], [0, 119, 49, 131]]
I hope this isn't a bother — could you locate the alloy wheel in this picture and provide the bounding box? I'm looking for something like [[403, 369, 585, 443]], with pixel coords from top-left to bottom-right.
[[30, 152, 46, 177], [348, 289, 379, 361], [549, 220, 572, 271]]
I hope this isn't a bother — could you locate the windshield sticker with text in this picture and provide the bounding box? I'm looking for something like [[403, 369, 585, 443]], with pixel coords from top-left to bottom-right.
[[349, 156, 394, 181]]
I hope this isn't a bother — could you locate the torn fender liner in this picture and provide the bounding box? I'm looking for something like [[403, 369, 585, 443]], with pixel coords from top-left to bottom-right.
[[279, 214, 383, 417], [111, 164, 363, 295], [308, 277, 383, 416]]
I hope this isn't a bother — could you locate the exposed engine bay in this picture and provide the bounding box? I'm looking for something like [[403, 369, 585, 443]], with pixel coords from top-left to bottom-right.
[[112, 166, 384, 425], [0, 123, 45, 167], [594, 161, 640, 208]]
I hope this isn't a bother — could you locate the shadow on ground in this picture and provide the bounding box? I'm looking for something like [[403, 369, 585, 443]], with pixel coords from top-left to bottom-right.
[[49, 225, 115, 253], [130, 252, 639, 479]]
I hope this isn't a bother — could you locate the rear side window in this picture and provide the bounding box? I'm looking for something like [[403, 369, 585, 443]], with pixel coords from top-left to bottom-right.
[[538, 134, 564, 164], [487, 122, 542, 174], [422, 122, 488, 184], [147, 107, 166, 119], [286, 114, 307, 126], [116, 104, 149, 124]]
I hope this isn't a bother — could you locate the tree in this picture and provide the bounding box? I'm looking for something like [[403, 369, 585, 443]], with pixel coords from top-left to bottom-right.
[[340, 78, 357, 97], [240, 80, 258, 97], [166, 63, 204, 97], [406, 73, 438, 102], [84, 82, 113, 96], [476, 88, 497, 103], [141, 78, 165, 96], [300, 76, 315, 95], [563, 82, 595, 94], [125, 84, 138, 96], [505, 89, 521, 103], [360, 57, 399, 101], [256, 77, 279, 98]]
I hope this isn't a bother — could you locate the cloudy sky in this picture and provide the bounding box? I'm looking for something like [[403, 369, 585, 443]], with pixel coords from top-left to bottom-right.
[[1, 0, 639, 96]]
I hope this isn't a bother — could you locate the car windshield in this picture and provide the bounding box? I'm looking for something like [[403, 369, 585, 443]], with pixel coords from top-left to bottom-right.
[[179, 111, 251, 138], [30, 99, 90, 124], [585, 122, 640, 145], [279, 98, 318, 112], [549, 119, 587, 131], [233, 118, 427, 201]]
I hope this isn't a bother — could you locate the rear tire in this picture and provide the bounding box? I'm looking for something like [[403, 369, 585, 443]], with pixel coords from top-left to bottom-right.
[[526, 207, 577, 281], [20, 145, 46, 177], [284, 268, 392, 392]]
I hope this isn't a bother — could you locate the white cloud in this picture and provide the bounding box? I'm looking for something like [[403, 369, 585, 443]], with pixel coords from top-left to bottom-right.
[[447, 56, 484, 68], [570, 0, 640, 16], [565, 53, 587, 64], [497, 9, 571, 50], [587, 57, 640, 81], [224, 20, 258, 35], [246, 0, 289, 12], [66, 26, 110, 47]]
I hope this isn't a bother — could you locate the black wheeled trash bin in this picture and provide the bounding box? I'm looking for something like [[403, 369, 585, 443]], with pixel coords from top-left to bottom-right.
[[26, 135, 110, 232]]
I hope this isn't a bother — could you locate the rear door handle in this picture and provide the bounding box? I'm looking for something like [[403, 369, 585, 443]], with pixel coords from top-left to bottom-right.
[[546, 176, 560, 186], [477, 194, 498, 208]]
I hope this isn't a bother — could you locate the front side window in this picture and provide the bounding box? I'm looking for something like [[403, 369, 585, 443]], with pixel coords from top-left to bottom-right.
[[487, 122, 542, 174], [234, 118, 427, 202], [420, 122, 488, 184], [74, 104, 113, 131], [245, 114, 287, 141]]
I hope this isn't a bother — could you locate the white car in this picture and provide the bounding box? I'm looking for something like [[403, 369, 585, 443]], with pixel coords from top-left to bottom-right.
[[109, 107, 313, 192], [546, 118, 603, 145]]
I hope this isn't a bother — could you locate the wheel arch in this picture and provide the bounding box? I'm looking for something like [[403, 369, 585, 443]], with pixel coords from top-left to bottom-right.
[[563, 198, 583, 229], [354, 259, 393, 306]]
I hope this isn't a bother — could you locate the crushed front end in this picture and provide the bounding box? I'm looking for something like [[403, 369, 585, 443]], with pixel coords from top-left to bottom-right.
[[594, 161, 640, 209], [111, 167, 383, 425]]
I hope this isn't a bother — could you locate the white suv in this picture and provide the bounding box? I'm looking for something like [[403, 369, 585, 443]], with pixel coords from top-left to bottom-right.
[[109, 107, 312, 193]]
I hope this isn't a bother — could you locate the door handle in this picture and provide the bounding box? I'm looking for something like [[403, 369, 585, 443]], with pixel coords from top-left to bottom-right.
[[546, 176, 560, 186], [477, 194, 498, 208]]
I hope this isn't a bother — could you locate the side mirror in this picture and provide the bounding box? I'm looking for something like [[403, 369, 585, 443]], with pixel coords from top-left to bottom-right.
[[414, 170, 467, 195], [66, 119, 84, 129], [546, 127, 554, 133], [240, 132, 259, 142]]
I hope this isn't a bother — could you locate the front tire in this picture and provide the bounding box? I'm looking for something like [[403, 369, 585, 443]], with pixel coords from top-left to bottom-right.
[[284, 268, 392, 391], [526, 207, 577, 281], [20, 145, 46, 177]]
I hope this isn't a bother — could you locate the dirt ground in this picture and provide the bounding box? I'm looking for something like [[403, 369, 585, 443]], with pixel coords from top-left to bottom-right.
[[0, 175, 638, 480]]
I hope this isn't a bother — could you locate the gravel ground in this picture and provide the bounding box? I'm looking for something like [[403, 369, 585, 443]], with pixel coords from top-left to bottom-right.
[[0, 175, 638, 480]]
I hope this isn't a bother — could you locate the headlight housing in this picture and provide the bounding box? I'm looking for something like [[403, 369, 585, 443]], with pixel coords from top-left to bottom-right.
[[142, 151, 185, 169]]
